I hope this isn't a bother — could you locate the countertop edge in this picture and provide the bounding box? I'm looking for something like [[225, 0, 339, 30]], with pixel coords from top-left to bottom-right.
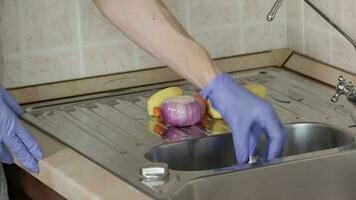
[[19, 121, 152, 200]]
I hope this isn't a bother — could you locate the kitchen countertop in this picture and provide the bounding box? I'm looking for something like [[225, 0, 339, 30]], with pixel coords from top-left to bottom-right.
[[9, 49, 356, 200], [23, 120, 151, 200]]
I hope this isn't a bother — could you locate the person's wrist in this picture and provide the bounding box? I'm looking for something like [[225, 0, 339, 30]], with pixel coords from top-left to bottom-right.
[[200, 72, 229, 99], [197, 61, 221, 89]]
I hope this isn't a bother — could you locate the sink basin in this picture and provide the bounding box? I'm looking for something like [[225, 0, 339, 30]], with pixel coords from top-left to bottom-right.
[[172, 150, 356, 200], [145, 123, 354, 171]]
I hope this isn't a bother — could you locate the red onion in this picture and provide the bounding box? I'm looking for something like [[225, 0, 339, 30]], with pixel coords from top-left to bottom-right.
[[162, 126, 207, 142], [160, 95, 205, 127]]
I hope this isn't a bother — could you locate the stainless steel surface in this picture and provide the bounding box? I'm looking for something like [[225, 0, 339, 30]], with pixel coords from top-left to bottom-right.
[[173, 151, 356, 200], [23, 67, 356, 199], [266, 0, 284, 22], [348, 95, 356, 106], [267, 0, 356, 51], [331, 76, 356, 105], [139, 163, 169, 181], [145, 123, 354, 171]]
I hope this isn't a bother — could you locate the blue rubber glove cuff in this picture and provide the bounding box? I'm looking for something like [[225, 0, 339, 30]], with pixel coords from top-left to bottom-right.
[[201, 72, 228, 99]]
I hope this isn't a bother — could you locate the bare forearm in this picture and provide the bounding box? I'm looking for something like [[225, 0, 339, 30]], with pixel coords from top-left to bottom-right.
[[94, 0, 220, 89]]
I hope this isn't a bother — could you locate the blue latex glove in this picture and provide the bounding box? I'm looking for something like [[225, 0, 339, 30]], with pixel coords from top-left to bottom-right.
[[201, 73, 287, 163], [0, 86, 43, 173]]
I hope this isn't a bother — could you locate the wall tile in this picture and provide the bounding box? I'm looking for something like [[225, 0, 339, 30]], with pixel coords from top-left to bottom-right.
[[0, 0, 21, 54], [352, 2, 356, 37], [287, 0, 356, 73], [286, 0, 303, 54], [80, 0, 125, 44], [330, 35, 356, 74], [84, 41, 135, 77], [245, 23, 286, 53], [162, 0, 187, 27], [0, 39, 4, 83], [135, 47, 165, 69], [189, 0, 240, 30], [3, 57, 23, 87], [23, 52, 81, 85], [1, 0, 290, 87], [303, 0, 331, 30], [192, 27, 243, 58], [287, 23, 303, 53], [244, 0, 283, 21], [22, 0, 76, 51], [286, 0, 302, 21], [304, 26, 330, 63], [329, 0, 356, 36]]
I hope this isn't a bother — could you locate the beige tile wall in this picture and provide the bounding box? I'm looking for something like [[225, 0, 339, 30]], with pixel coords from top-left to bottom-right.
[[0, 41, 4, 83], [287, 0, 356, 74], [0, 0, 287, 88], [0, 0, 6, 82]]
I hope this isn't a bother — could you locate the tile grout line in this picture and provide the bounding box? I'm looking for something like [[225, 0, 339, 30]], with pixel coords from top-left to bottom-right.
[[189, 19, 286, 34], [301, 0, 306, 54], [4, 46, 78, 58], [238, 0, 246, 53], [326, 1, 332, 64], [283, 1, 288, 48], [17, 0, 26, 86], [75, 0, 86, 77], [185, 0, 191, 32], [3, 38, 132, 59]]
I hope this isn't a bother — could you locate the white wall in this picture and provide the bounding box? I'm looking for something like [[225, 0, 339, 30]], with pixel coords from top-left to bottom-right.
[[287, 0, 356, 74], [0, 0, 287, 88]]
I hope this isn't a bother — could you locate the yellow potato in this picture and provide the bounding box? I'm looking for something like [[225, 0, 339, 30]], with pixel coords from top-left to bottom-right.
[[244, 84, 268, 98], [147, 86, 183, 116], [208, 84, 268, 119], [209, 119, 230, 135], [207, 100, 223, 119]]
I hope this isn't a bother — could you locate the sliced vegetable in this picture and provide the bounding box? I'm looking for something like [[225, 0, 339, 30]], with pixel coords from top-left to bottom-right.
[[147, 87, 183, 116], [194, 95, 208, 115], [153, 106, 161, 117], [160, 95, 205, 127], [207, 83, 268, 119], [199, 114, 210, 128], [147, 119, 165, 135]]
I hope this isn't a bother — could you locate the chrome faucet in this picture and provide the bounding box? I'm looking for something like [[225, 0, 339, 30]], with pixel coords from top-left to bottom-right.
[[267, 0, 356, 105], [331, 76, 356, 105], [267, 0, 356, 51], [267, 0, 284, 22]]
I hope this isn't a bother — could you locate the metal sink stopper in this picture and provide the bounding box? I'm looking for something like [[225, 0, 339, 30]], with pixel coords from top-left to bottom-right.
[[331, 76, 356, 103], [139, 163, 169, 181]]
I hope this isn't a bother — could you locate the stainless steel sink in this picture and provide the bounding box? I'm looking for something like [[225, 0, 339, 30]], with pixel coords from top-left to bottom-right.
[[23, 68, 356, 199], [145, 123, 355, 171], [172, 150, 356, 200]]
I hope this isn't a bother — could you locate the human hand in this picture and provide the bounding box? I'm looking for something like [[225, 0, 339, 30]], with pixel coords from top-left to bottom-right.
[[0, 86, 43, 173], [201, 73, 287, 163]]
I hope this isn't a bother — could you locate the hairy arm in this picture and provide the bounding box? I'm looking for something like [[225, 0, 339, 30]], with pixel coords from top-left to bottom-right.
[[94, 0, 220, 89]]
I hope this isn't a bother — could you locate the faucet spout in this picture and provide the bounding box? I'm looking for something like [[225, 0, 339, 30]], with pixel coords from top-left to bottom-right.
[[267, 0, 284, 22], [267, 0, 356, 51]]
